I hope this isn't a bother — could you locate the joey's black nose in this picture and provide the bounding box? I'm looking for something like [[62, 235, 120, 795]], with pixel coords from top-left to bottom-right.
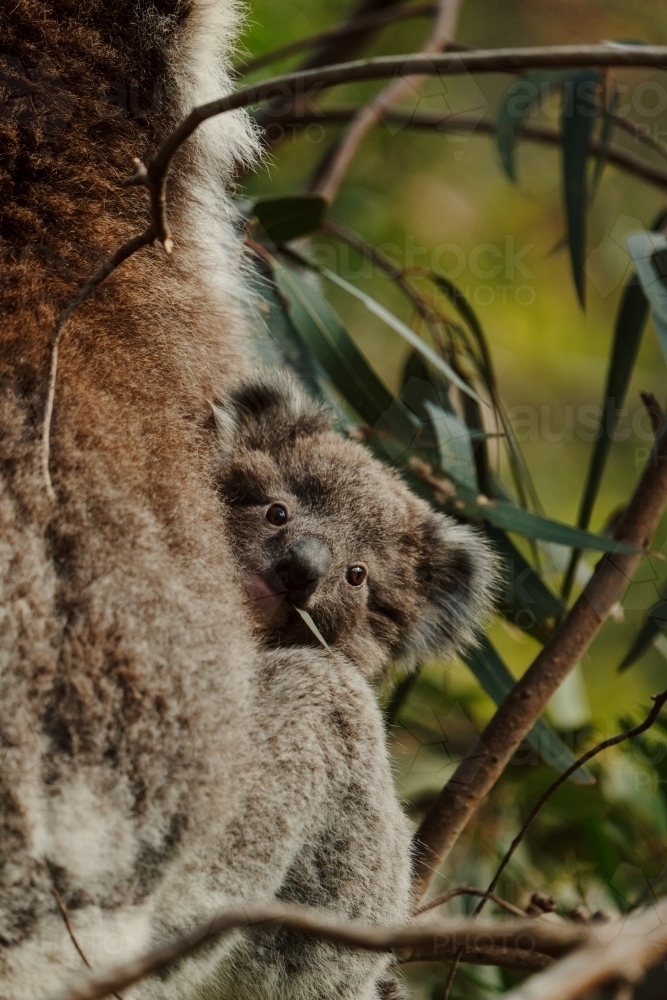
[[274, 537, 332, 604]]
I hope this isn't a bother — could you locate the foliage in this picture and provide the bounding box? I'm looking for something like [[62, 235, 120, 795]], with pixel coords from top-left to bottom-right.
[[238, 3, 667, 995]]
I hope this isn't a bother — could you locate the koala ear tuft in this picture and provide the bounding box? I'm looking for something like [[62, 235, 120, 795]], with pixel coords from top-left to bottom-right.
[[402, 514, 499, 668], [223, 370, 331, 447], [211, 400, 238, 460]]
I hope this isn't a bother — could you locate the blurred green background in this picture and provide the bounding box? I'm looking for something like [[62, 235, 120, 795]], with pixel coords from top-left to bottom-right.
[[237, 4, 667, 991]]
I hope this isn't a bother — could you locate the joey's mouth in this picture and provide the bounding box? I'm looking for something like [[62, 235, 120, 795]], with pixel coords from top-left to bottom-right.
[[242, 572, 291, 627], [242, 573, 285, 603]]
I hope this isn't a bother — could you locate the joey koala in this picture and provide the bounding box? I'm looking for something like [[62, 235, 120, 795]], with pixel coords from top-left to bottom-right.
[[214, 372, 497, 680], [0, 2, 496, 999]]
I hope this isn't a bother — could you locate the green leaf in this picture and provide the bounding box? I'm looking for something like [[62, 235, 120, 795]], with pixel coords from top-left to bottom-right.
[[271, 258, 416, 445], [618, 591, 667, 672], [627, 229, 667, 365], [462, 638, 593, 783], [474, 499, 640, 553], [424, 399, 478, 493], [561, 68, 601, 307], [562, 209, 667, 602], [496, 71, 559, 182], [249, 264, 328, 402], [322, 268, 485, 405], [428, 271, 539, 512], [590, 84, 617, 202], [254, 195, 327, 243]]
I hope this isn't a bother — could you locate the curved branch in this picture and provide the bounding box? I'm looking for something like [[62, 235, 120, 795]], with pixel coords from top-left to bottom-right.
[[481, 686, 667, 904], [322, 217, 451, 341], [42, 43, 667, 495], [311, 0, 464, 202], [235, 4, 439, 76], [412, 423, 667, 895], [43, 904, 590, 1000], [278, 108, 667, 189], [41, 227, 155, 501], [414, 885, 526, 918], [503, 896, 667, 1000]]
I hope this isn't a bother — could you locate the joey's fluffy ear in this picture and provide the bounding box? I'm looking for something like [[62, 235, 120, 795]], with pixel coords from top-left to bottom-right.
[[400, 514, 498, 668], [211, 400, 238, 460], [214, 370, 330, 456]]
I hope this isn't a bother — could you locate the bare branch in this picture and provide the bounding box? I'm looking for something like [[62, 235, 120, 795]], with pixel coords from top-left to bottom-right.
[[281, 108, 667, 190], [322, 217, 451, 341], [412, 424, 667, 895], [235, 4, 439, 76], [482, 687, 667, 902], [51, 888, 124, 1000], [41, 228, 155, 501], [42, 903, 593, 1000], [41, 43, 667, 497], [503, 897, 667, 1000], [414, 885, 526, 918], [611, 111, 667, 165], [310, 0, 464, 202]]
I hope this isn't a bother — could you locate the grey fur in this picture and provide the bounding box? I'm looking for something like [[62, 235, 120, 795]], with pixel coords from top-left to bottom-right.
[[0, 4, 495, 999], [214, 371, 498, 680]]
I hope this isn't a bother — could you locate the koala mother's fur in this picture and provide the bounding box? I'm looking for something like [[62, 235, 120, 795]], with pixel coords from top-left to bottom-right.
[[0, 3, 415, 999], [0, 3, 498, 999]]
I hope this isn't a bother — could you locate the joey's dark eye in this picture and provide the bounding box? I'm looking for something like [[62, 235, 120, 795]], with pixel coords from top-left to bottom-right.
[[266, 503, 289, 527], [345, 564, 368, 587]]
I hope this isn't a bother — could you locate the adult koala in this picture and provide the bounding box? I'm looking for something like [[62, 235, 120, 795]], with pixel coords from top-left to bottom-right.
[[0, 3, 493, 999]]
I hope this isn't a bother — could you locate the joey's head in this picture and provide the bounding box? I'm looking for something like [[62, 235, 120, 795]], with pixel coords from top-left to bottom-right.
[[214, 372, 498, 680]]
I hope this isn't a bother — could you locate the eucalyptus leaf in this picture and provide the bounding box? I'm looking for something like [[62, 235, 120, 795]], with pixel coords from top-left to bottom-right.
[[424, 399, 478, 493], [322, 268, 485, 405], [626, 229, 667, 365], [496, 71, 561, 182], [561, 68, 601, 307], [294, 605, 333, 652], [475, 500, 640, 553], [618, 589, 667, 672], [254, 195, 327, 243], [272, 258, 416, 445]]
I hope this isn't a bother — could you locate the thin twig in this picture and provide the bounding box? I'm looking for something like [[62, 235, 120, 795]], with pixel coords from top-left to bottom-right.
[[41, 228, 155, 501], [235, 4, 439, 76], [481, 687, 667, 902], [412, 423, 667, 895], [502, 896, 667, 1000], [51, 888, 92, 969], [280, 107, 667, 190], [311, 0, 464, 203], [51, 887, 124, 1000], [611, 111, 667, 165], [322, 217, 451, 342], [415, 885, 526, 918], [442, 952, 462, 999], [41, 44, 667, 497], [41, 904, 588, 1000]]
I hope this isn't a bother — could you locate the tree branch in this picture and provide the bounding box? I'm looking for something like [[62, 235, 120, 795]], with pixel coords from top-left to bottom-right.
[[311, 0, 464, 202], [414, 885, 527, 918], [41, 227, 155, 501], [235, 4, 439, 76], [502, 897, 667, 1000], [279, 108, 667, 189], [412, 424, 667, 895], [41, 43, 667, 494], [481, 687, 667, 903], [41, 903, 593, 1000]]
